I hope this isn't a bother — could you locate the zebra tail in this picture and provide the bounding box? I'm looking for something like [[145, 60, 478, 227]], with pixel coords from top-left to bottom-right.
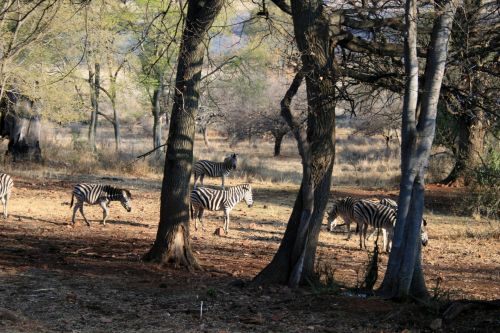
[[70, 193, 74, 208]]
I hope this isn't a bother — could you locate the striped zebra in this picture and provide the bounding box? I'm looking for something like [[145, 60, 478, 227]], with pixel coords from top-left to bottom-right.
[[0, 173, 14, 218], [70, 183, 132, 226], [190, 183, 253, 234], [326, 197, 359, 239], [353, 200, 397, 252], [377, 197, 429, 246], [193, 153, 237, 189]]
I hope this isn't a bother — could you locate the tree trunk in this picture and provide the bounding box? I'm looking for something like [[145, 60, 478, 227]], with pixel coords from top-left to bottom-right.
[[380, 0, 459, 299], [152, 88, 162, 158], [88, 63, 100, 151], [202, 126, 209, 147], [253, 0, 337, 285], [112, 104, 121, 152], [273, 132, 285, 156], [143, 0, 223, 268], [152, 73, 164, 157], [0, 92, 42, 162], [442, 108, 486, 185]]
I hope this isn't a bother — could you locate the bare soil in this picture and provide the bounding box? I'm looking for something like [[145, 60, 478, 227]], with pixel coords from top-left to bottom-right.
[[0, 175, 499, 332]]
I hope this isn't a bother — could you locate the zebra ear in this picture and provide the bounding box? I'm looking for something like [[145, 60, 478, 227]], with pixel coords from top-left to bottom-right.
[[124, 189, 132, 199], [422, 218, 427, 226]]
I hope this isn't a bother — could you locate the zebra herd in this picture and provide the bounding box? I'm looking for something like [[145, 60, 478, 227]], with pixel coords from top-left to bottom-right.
[[0, 154, 428, 253], [327, 196, 429, 252]]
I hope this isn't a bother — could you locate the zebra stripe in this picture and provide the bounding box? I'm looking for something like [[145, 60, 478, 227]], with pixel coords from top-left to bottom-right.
[[378, 197, 429, 246], [327, 197, 359, 240], [193, 153, 237, 189], [353, 200, 397, 252], [70, 183, 132, 226], [0, 173, 14, 218], [190, 183, 253, 233]]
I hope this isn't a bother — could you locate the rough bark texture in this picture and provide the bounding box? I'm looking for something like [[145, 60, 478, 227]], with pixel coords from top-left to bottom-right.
[[143, 0, 223, 268], [0, 92, 42, 162], [380, 0, 460, 299], [253, 0, 336, 286], [152, 74, 164, 157]]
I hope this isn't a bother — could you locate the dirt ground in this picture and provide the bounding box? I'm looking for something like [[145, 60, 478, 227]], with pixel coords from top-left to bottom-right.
[[0, 175, 499, 332]]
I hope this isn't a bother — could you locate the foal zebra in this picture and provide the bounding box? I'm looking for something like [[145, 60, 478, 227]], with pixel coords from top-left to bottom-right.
[[70, 183, 132, 226], [0, 173, 13, 218], [193, 153, 237, 189], [327, 197, 359, 239], [190, 183, 253, 234], [377, 197, 429, 247]]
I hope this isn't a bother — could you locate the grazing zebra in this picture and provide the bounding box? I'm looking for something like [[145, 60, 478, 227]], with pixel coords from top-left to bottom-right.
[[70, 183, 132, 226], [353, 200, 397, 252], [193, 153, 238, 189], [326, 197, 359, 239], [377, 197, 429, 246], [0, 173, 13, 218], [190, 183, 253, 234]]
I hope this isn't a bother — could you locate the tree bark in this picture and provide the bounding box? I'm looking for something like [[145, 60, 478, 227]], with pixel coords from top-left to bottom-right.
[[253, 0, 337, 286], [380, 0, 460, 299], [143, 0, 224, 268]]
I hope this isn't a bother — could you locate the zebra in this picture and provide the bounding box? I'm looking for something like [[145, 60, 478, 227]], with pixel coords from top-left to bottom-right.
[[190, 183, 253, 234], [377, 197, 429, 246], [193, 153, 237, 189], [326, 197, 359, 239], [70, 183, 132, 226], [0, 173, 13, 218], [353, 199, 397, 252]]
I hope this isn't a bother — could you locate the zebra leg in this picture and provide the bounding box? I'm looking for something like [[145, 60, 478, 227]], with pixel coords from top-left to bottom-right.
[[79, 204, 91, 227], [221, 175, 225, 190], [71, 203, 79, 225], [200, 174, 205, 187], [223, 209, 229, 234], [382, 228, 388, 252], [1, 195, 6, 218], [197, 208, 205, 231], [361, 223, 368, 249], [99, 200, 109, 225], [345, 220, 351, 240]]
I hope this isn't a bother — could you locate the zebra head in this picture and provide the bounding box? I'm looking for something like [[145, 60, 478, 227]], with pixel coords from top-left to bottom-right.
[[326, 206, 339, 228], [243, 184, 253, 207], [224, 153, 238, 170], [120, 189, 132, 212], [421, 218, 429, 246]]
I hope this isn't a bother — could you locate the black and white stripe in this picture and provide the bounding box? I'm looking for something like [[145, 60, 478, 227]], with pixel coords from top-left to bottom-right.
[[190, 183, 253, 233], [378, 197, 429, 246], [353, 200, 397, 252], [70, 183, 132, 226], [327, 197, 359, 240], [193, 153, 237, 189], [0, 173, 14, 218]]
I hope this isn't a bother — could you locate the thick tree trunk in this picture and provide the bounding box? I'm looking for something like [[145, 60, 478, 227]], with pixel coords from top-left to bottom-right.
[[380, 0, 459, 299], [442, 108, 486, 185], [143, 0, 223, 268], [273, 132, 285, 156], [253, 0, 337, 285]]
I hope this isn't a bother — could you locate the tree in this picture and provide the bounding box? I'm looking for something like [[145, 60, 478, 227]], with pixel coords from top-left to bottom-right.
[[379, 0, 461, 299], [143, 0, 224, 268], [253, 0, 337, 286]]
